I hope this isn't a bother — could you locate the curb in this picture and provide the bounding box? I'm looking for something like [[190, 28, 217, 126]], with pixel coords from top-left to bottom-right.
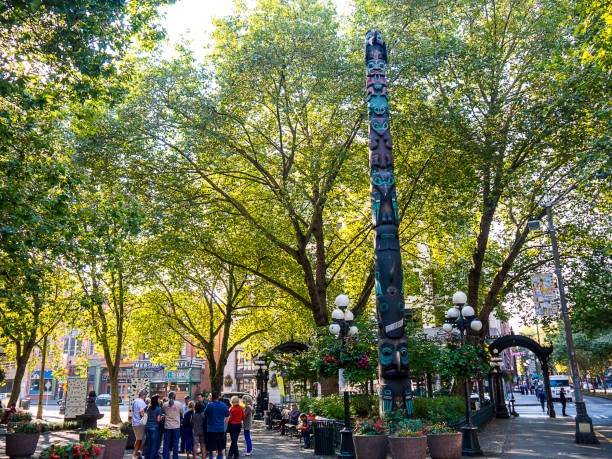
[[583, 393, 612, 402]]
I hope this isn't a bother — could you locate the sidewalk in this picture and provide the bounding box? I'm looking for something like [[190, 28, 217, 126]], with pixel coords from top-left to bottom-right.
[[476, 414, 612, 458], [0, 421, 315, 459]]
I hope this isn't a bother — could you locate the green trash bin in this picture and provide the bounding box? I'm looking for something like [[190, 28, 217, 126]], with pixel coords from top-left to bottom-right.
[[313, 420, 337, 456]]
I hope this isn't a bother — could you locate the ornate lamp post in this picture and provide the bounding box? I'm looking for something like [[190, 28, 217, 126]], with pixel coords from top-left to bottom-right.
[[490, 353, 510, 418], [253, 358, 268, 420], [329, 294, 358, 459], [443, 291, 484, 457]]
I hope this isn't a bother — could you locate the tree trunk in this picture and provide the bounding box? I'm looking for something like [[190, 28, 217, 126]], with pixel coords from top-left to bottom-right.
[[109, 368, 121, 424], [320, 375, 338, 395], [8, 342, 35, 408], [210, 370, 223, 393], [36, 337, 48, 420]]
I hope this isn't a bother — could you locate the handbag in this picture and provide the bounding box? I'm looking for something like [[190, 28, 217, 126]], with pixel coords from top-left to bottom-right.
[[140, 408, 148, 426]]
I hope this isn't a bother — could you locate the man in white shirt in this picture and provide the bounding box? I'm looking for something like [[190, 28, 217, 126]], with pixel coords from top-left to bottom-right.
[[132, 389, 148, 459]]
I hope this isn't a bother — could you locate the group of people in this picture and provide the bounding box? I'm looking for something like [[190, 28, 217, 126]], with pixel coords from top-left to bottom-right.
[[266, 402, 314, 449], [132, 389, 254, 459], [518, 383, 536, 395]]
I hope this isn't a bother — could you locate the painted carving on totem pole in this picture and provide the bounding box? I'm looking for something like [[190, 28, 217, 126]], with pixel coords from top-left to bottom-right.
[[366, 29, 413, 415]]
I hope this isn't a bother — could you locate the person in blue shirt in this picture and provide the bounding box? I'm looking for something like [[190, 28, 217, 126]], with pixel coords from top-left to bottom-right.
[[204, 391, 230, 459], [144, 395, 163, 459]]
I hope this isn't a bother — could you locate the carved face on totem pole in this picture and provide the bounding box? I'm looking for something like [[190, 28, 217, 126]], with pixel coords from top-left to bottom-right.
[[369, 129, 393, 169], [379, 338, 410, 378]]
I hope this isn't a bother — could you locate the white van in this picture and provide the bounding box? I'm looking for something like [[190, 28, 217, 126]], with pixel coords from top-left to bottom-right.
[[549, 375, 572, 401]]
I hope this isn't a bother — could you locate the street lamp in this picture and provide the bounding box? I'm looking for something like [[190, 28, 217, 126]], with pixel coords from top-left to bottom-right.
[[490, 353, 510, 418], [329, 294, 357, 459], [253, 358, 268, 420], [528, 192, 597, 444], [444, 291, 484, 457]]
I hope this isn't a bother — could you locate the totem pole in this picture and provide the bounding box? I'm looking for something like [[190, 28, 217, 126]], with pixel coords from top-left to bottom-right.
[[366, 30, 413, 416]]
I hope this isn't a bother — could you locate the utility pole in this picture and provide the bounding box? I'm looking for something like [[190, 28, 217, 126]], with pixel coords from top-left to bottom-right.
[[544, 193, 597, 444]]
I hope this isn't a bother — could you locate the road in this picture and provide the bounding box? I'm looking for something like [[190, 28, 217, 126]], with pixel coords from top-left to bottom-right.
[[26, 402, 130, 424], [512, 392, 612, 443]]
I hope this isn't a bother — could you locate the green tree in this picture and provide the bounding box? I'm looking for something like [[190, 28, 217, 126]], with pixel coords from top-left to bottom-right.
[[353, 0, 610, 329]]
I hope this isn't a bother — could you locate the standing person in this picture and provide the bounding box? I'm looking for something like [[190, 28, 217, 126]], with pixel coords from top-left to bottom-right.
[[133, 389, 148, 459], [183, 401, 195, 459], [560, 387, 567, 416], [192, 401, 207, 459], [242, 396, 254, 457], [227, 396, 245, 459], [144, 396, 163, 459], [537, 389, 547, 413], [180, 396, 191, 453], [204, 391, 230, 459], [163, 391, 183, 459]]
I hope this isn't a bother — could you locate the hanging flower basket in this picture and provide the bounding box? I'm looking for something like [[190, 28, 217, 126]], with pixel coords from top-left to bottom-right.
[[224, 376, 233, 387], [269, 375, 278, 388]]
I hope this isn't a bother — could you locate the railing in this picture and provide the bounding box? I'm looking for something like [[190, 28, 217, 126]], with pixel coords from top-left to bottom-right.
[[450, 401, 495, 430]]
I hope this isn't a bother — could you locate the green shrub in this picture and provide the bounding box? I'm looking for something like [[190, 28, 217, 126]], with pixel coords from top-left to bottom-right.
[[414, 396, 464, 424], [350, 394, 378, 417]]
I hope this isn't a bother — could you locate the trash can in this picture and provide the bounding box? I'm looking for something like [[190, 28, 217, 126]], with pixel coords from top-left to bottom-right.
[[312, 420, 336, 456], [19, 399, 30, 410]]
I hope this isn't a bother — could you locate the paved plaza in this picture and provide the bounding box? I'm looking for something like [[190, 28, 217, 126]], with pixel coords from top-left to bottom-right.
[[2, 395, 611, 458]]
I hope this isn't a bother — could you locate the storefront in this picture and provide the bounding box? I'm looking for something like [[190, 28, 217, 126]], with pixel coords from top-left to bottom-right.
[[28, 370, 55, 400], [134, 358, 204, 399]]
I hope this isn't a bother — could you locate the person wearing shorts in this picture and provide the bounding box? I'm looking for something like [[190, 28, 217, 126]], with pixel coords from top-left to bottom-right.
[[204, 391, 230, 459], [133, 389, 148, 459]]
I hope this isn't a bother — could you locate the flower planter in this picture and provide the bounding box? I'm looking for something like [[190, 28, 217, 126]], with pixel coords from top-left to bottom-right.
[[427, 432, 462, 459], [6, 433, 40, 458], [388, 435, 427, 459], [94, 438, 128, 459], [92, 444, 106, 459], [352, 434, 388, 459]]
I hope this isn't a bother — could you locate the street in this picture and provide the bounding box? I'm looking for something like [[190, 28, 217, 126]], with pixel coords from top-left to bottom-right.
[[25, 402, 130, 424], [512, 392, 612, 444]]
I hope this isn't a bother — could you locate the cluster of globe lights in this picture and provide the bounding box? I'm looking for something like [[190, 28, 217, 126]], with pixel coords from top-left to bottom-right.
[[442, 291, 483, 333], [329, 294, 358, 337]]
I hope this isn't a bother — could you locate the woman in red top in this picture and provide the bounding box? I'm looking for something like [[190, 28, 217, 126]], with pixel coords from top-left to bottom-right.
[[227, 396, 245, 459]]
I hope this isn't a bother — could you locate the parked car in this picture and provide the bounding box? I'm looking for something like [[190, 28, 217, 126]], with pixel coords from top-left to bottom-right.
[[95, 394, 112, 406]]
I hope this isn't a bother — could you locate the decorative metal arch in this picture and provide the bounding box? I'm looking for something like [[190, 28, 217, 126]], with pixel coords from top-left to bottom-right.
[[489, 334, 553, 362], [489, 334, 556, 418]]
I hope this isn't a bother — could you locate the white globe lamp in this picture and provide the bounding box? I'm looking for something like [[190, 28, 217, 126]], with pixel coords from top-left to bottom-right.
[[447, 307, 459, 319], [329, 323, 341, 335], [348, 326, 358, 336], [443, 323, 453, 333], [331, 309, 345, 321], [452, 291, 467, 305], [461, 305, 475, 317], [344, 309, 354, 321], [470, 320, 483, 332], [335, 294, 350, 308]]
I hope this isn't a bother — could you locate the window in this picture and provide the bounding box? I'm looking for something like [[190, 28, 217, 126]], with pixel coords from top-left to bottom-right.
[[236, 351, 254, 372]]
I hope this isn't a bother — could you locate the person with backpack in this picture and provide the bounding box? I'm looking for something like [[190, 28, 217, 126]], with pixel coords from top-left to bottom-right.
[[537, 389, 547, 413]]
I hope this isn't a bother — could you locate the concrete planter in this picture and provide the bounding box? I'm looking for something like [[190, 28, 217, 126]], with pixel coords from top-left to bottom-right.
[[94, 438, 127, 459], [5, 433, 40, 458], [352, 434, 388, 459], [426, 432, 462, 459], [388, 435, 427, 459]]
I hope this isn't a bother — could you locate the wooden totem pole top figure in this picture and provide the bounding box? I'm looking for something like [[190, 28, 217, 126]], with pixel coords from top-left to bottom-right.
[[366, 30, 412, 416]]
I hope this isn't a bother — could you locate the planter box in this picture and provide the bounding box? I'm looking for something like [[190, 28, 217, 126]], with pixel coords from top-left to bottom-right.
[[427, 432, 462, 459], [94, 438, 128, 459], [6, 433, 40, 458], [352, 434, 388, 459], [388, 435, 427, 459], [40, 444, 105, 459]]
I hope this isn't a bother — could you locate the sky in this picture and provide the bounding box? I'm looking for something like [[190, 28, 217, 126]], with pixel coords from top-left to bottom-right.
[[161, 0, 351, 58]]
